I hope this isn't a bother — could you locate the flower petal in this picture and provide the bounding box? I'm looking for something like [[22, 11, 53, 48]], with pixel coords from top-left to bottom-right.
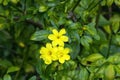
[[44, 58, 52, 64], [64, 48, 70, 54], [48, 34, 57, 40], [46, 43, 52, 49], [59, 28, 66, 36], [60, 36, 68, 42], [58, 40, 64, 47], [59, 58, 65, 64], [64, 55, 70, 60], [52, 29, 58, 35], [40, 47, 46, 54]]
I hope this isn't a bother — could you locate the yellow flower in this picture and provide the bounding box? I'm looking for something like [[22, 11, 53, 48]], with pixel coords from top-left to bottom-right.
[[57, 47, 70, 64], [40, 43, 58, 64], [48, 28, 68, 47]]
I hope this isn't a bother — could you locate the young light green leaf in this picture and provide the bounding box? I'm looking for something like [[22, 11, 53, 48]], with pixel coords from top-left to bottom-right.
[[114, 0, 120, 6], [39, 6, 48, 12], [81, 53, 103, 65], [7, 66, 20, 73], [104, 64, 115, 80], [107, 0, 114, 6]]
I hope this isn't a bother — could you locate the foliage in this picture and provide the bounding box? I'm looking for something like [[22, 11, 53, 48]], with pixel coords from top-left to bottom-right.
[[0, 0, 120, 80]]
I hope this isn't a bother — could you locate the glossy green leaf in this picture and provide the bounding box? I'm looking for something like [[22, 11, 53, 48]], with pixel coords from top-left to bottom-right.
[[31, 30, 50, 41], [3, 74, 12, 80], [81, 53, 103, 65], [7, 66, 20, 73], [104, 64, 115, 80], [80, 36, 90, 49], [111, 14, 120, 33], [86, 23, 100, 40], [78, 67, 89, 80]]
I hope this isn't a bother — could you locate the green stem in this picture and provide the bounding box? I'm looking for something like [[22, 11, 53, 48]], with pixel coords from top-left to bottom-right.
[[106, 7, 112, 58], [95, 3, 101, 28]]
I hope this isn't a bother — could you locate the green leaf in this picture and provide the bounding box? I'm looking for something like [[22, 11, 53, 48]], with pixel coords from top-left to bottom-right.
[[39, 5, 48, 12], [78, 67, 89, 80], [107, 53, 120, 64], [3, 74, 12, 80], [84, 36, 93, 43], [70, 42, 80, 59], [104, 64, 115, 80], [3, 0, 9, 6], [68, 29, 80, 43], [80, 36, 90, 49], [0, 59, 12, 68], [29, 76, 36, 80], [114, 65, 120, 75], [31, 30, 50, 41], [110, 14, 120, 33], [107, 0, 114, 6], [0, 0, 2, 3], [114, 0, 120, 6], [98, 15, 110, 26], [7, 66, 20, 73], [86, 23, 100, 40], [81, 53, 103, 65]]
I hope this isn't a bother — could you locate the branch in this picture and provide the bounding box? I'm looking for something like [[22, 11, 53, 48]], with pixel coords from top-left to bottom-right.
[[25, 19, 43, 29]]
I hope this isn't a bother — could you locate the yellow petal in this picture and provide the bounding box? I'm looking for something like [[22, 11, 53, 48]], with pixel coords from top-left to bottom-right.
[[58, 40, 64, 47], [52, 41, 58, 47], [52, 29, 58, 35], [59, 28, 66, 36], [44, 59, 52, 64], [48, 34, 56, 40], [64, 48, 70, 54], [60, 36, 68, 42], [46, 43, 52, 49], [64, 55, 70, 60], [58, 46, 64, 51], [40, 47, 46, 54], [59, 58, 65, 64]]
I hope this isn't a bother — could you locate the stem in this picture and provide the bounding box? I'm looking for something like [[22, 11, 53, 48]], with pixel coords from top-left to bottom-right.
[[106, 7, 112, 58], [95, 4, 101, 28], [23, 0, 27, 15]]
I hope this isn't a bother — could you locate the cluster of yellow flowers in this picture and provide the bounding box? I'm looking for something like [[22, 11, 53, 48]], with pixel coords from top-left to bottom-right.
[[40, 28, 70, 64]]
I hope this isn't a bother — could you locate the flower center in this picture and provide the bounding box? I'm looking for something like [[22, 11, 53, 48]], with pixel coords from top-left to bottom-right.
[[48, 51, 52, 55], [57, 35, 60, 39]]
